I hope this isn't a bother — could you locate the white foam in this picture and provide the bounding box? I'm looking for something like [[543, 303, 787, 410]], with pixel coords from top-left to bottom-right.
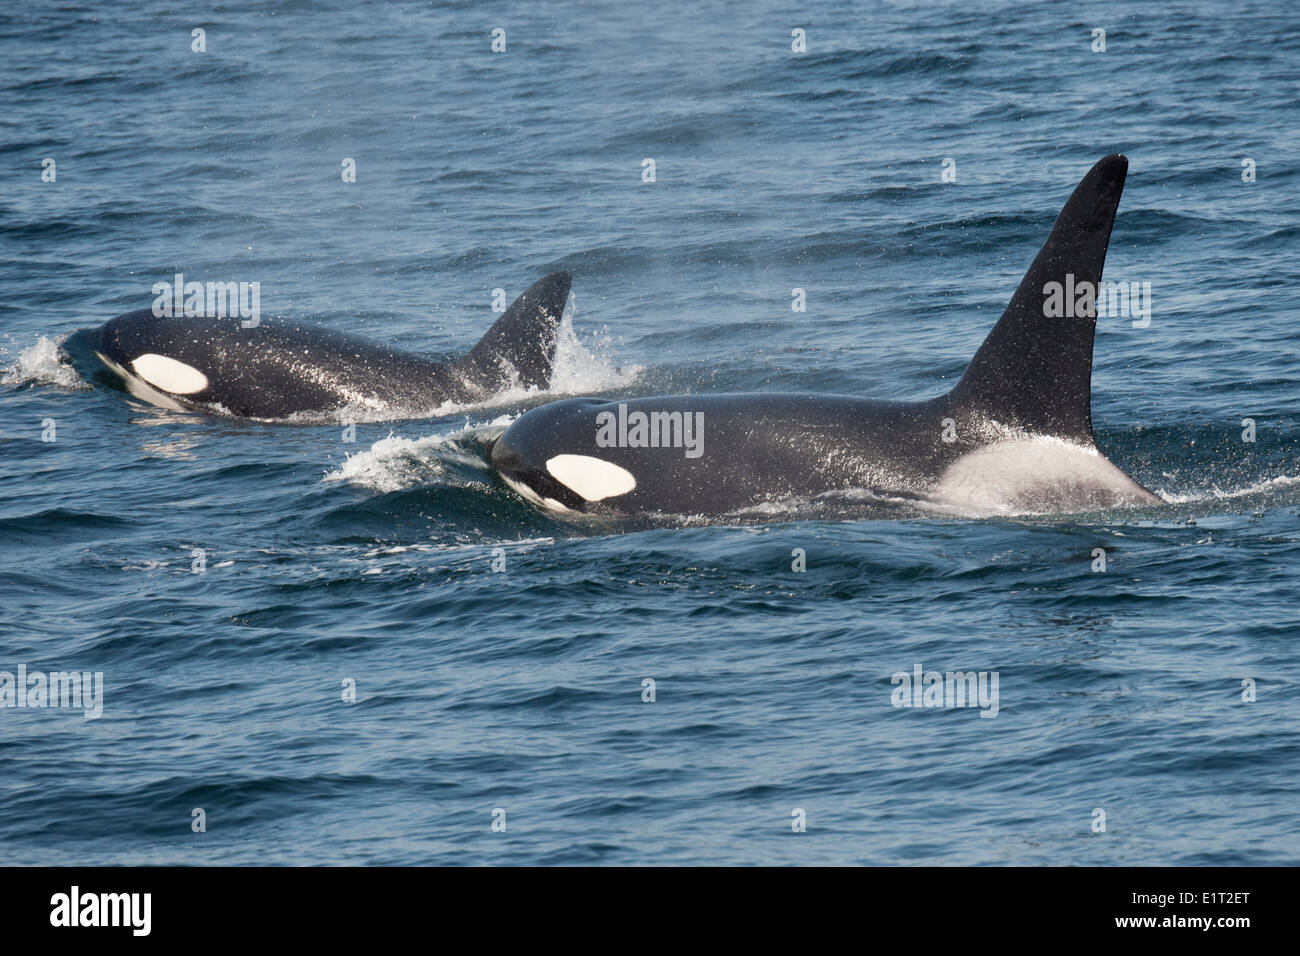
[[929, 435, 1160, 516], [1153, 473, 1300, 506], [548, 301, 642, 394], [1, 335, 87, 389], [321, 417, 511, 492], [286, 302, 640, 425]]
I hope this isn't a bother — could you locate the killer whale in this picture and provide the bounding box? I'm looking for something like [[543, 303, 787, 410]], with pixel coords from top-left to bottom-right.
[[490, 155, 1161, 517], [88, 270, 571, 419]]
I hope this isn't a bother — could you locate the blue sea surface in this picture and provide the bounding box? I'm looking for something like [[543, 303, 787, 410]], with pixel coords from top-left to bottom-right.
[[2, 0, 1299, 865]]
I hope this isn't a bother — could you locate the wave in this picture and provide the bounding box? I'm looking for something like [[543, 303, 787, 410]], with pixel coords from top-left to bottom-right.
[[1153, 473, 1300, 507], [321, 419, 506, 493], [1, 334, 88, 389]]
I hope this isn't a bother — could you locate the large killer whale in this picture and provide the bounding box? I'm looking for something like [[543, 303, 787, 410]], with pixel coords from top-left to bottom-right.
[[490, 155, 1161, 517], [88, 270, 571, 419]]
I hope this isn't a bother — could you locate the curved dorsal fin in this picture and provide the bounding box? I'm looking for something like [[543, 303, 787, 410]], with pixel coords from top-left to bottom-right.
[[456, 270, 572, 390], [947, 154, 1128, 444]]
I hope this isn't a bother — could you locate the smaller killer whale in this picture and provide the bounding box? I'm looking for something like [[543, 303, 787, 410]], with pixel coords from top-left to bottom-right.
[[490, 156, 1161, 517], [88, 271, 571, 419]]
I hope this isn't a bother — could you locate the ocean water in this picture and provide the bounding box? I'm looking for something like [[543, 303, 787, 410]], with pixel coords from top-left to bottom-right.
[[2, 0, 1299, 865]]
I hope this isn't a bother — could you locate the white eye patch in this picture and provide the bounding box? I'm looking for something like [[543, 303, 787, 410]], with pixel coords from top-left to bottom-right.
[[545, 454, 637, 501], [130, 353, 209, 394]]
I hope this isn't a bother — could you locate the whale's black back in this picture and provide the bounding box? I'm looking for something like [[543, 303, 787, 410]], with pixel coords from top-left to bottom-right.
[[91, 271, 571, 419]]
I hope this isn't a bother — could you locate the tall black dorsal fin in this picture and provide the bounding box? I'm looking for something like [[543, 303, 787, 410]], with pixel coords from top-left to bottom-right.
[[456, 270, 572, 390], [947, 154, 1128, 444]]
